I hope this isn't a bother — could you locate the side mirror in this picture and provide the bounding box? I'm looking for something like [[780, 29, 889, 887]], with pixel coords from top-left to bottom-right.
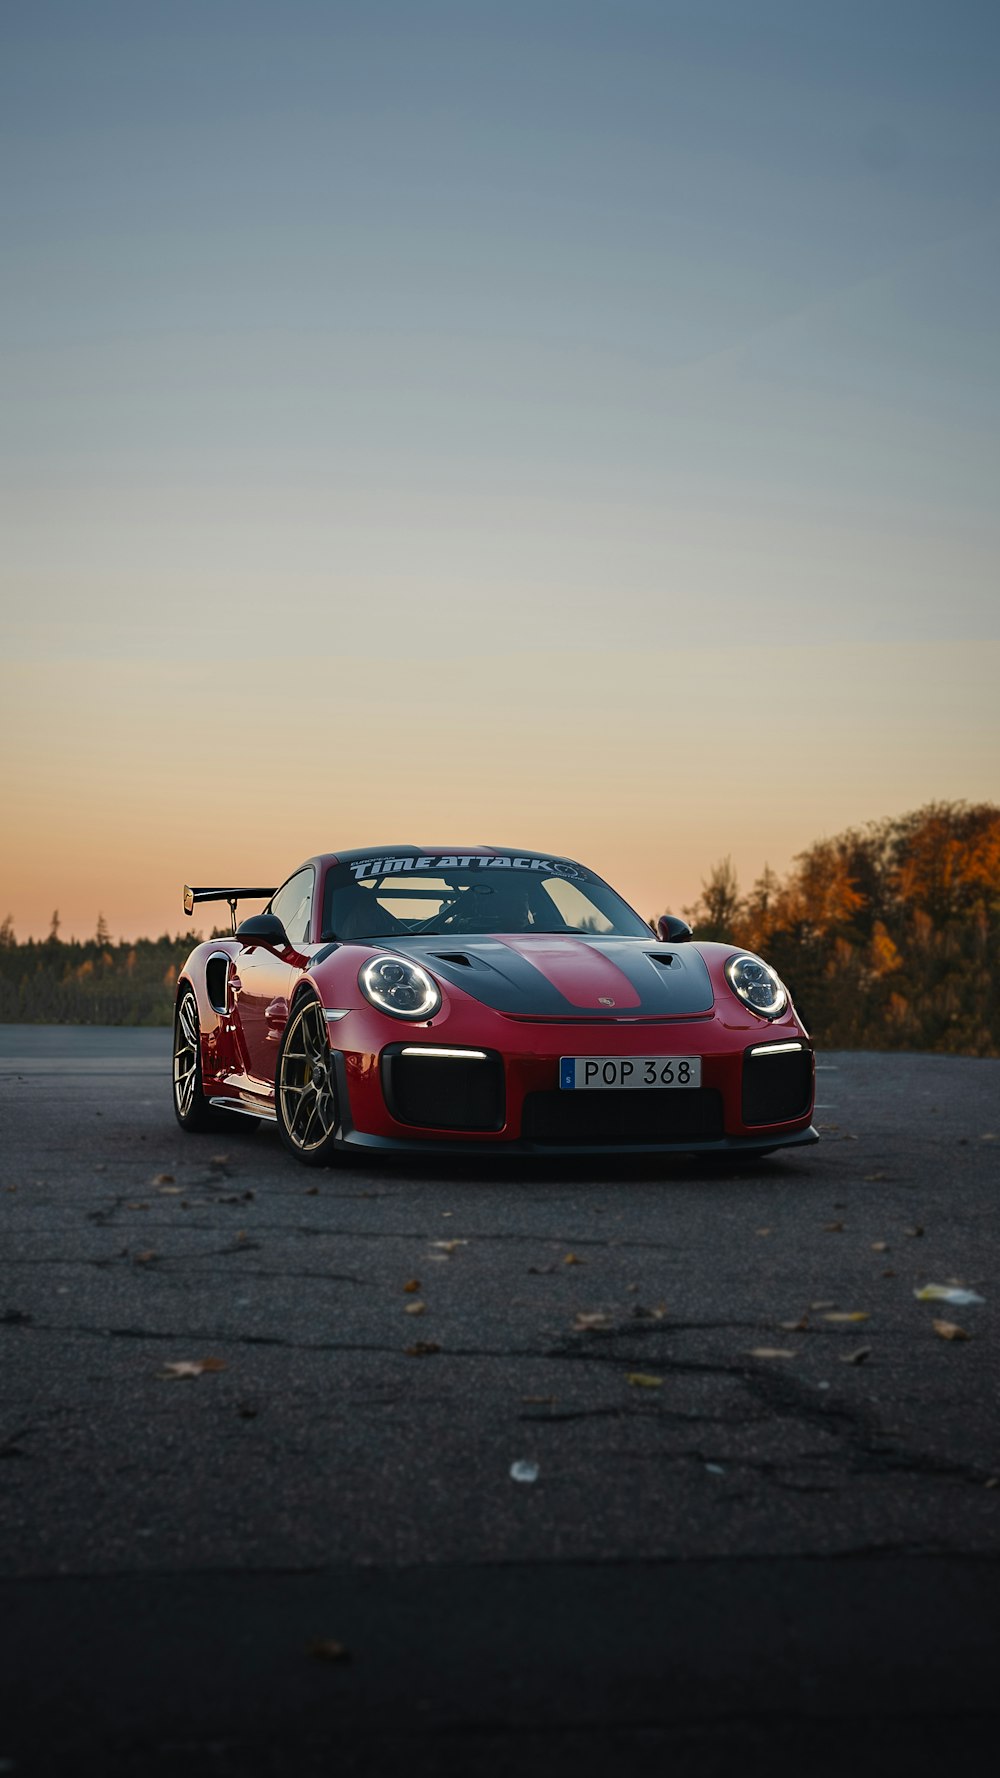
[[656, 915, 692, 943], [236, 911, 289, 948]]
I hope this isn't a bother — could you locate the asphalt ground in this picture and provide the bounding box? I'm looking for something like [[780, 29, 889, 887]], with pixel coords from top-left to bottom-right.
[[1, 1027, 998, 1774]]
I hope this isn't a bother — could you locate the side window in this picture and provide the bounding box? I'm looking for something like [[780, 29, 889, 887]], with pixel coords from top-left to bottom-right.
[[270, 869, 314, 945]]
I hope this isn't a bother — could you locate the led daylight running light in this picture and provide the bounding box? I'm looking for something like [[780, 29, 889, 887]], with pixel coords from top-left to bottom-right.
[[725, 953, 787, 1019], [359, 955, 442, 1020], [400, 1047, 488, 1059]]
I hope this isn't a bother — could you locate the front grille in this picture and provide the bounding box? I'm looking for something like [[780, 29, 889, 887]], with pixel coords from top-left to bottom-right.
[[522, 1088, 723, 1146], [742, 1047, 812, 1125], [381, 1048, 505, 1132]]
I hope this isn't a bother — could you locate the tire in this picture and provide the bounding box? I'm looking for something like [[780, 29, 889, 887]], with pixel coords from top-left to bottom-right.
[[275, 993, 343, 1166], [172, 987, 259, 1134]]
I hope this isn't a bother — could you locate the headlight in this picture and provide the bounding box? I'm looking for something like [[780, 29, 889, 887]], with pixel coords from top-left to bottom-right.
[[359, 955, 442, 1020], [725, 953, 787, 1019]]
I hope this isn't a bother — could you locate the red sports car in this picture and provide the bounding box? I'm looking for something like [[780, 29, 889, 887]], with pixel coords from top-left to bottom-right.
[[173, 847, 817, 1165]]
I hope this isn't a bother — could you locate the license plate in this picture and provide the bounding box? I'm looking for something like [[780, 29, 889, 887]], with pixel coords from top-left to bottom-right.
[[560, 1056, 701, 1090]]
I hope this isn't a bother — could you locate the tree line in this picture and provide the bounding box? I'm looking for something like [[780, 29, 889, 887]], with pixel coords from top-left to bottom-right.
[[678, 802, 1000, 1056], [0, 921, 212, 1026]]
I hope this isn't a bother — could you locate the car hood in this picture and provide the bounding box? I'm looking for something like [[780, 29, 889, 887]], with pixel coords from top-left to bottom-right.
[[389, 934, 715, 1019]]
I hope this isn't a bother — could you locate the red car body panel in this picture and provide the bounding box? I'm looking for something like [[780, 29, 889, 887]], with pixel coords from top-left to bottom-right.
[[177, 849, 818, 1157]]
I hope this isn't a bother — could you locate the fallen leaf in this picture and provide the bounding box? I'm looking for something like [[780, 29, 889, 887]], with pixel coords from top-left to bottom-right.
[[871, 1241, 889, 1252], [405, 1341, 441, 1357], [403, 1279, 421, 1294], [563, 1253, 585, 1266], [747, 1348, 797, 1360], [881, 1268, 897, 1278], [980, 1132, 997, 1142], [810, 1301, 836, 1311], [915, 1284, 985, 1305], [755, 1228, 772, 1237], [823, 1311, 870, 1323], [932, 1319, 971, 1341], [905, 1225, 925, 1238], [824, 1221, 845, 1233], [404, 1301, 426, 1316], [125, 1202, 148, 1211], [306, 1639, 351, 1663], [160, 1357, 227, 1379], [429, 1239, 467, 1253], [626, 1372, 664, 1388], [210, 1154, 231, 1166], [133, 1250, 157, 1264], [779, 1316, 809, 1332], [305, 1185, 319, 1196], [985, 1478, 999, 1490], [510, 1460, 539, 1483], [158, 1186, 182, 1195], [152, 1173, 175, 1185], [528, 1264, 557, 1275], [840, 1347, 872, 1365], [573, 1311, 614, 1331], [631, 1303, 667, 1321]]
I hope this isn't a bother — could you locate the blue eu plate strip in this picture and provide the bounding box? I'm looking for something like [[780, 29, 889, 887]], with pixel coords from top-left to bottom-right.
[[560, 1059, 576, 1090]]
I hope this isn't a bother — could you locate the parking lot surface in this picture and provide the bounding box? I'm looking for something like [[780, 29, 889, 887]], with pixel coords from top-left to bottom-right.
[[1, 1029, 998, 1773]]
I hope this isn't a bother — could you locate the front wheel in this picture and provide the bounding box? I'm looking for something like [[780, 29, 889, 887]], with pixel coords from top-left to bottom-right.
[[173, 988, 258, 1133], [275, 995, 343, 1166]]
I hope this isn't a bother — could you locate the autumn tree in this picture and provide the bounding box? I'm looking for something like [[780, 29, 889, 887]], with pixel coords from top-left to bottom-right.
[[685, 856, 742, 941]]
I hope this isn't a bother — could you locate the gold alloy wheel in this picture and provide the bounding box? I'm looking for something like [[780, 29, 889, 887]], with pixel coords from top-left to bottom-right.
[[278, 999, 338, 1151], [173, 992, 200, 1119]]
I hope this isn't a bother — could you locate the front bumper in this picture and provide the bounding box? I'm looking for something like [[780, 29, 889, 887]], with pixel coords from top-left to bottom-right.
[[325, 1010, 817, 1156]]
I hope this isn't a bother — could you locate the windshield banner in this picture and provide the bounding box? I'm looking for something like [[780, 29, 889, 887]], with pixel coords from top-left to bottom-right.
[[348, 855, 585, 881]]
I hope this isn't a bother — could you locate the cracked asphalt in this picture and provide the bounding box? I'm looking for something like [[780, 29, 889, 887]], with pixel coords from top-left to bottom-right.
[[1, 1027, 998, 1774]]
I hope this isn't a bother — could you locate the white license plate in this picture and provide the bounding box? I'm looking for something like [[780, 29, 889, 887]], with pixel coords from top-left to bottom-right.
[[560, 1056, 701, 1090]]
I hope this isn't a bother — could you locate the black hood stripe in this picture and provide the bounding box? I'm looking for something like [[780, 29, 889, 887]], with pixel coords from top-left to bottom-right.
[[390, 937, 715, 1018]]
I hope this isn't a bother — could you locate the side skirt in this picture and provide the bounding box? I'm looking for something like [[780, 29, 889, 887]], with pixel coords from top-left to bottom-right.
[[209, 1096, 277, 1124]]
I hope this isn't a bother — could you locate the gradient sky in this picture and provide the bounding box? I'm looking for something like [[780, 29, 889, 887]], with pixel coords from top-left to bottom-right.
[[2, 1, 998, 939]]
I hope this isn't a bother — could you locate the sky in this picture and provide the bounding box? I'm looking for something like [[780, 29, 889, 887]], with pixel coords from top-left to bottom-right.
[[1, 0, 998, 940]]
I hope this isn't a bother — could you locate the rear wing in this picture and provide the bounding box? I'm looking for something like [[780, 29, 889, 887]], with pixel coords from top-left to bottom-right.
[[183, 885, 277, 934]]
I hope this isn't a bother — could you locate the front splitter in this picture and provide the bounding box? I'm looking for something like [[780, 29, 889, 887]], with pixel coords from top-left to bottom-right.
[[328, 1123, 820, 1159]]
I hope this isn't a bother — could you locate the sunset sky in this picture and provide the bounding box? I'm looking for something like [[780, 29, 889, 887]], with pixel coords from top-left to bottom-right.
[[2, 0, 998, 940]]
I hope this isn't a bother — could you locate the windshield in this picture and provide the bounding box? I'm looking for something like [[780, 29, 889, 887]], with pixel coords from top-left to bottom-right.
[[322, 853, 651, 942]]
